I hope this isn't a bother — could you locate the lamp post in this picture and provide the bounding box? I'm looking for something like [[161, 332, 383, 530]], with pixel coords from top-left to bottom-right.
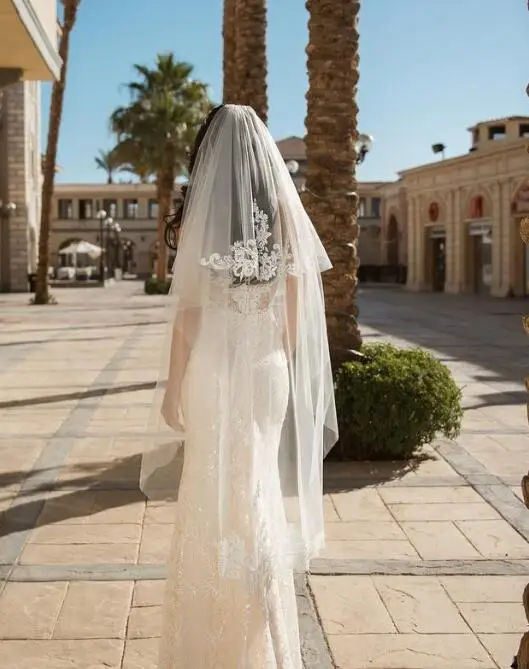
[[355, 133, 374, 165]]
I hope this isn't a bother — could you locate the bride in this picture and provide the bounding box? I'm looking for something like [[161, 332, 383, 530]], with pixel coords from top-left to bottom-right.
[[141, 104, 337, 668]]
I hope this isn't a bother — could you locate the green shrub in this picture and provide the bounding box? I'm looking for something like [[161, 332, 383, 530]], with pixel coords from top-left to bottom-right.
[[334, 343, 463, 461], [144, 277, 171, 295]]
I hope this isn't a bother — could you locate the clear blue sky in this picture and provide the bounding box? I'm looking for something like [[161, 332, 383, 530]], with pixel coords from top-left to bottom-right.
[[45, 0, 528, 184]]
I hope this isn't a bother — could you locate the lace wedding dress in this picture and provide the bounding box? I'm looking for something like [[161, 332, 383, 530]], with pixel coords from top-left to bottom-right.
[[158, 278, 303, 669], [141, 105, 337, 669]]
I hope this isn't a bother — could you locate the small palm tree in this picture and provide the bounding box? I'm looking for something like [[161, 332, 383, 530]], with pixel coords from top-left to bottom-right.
[[114, 139, 154, 183], [110, 54, 211, 281], [34, 0, 81, 305], [94, 148, 121, 184], [303, 0, 362, 363]]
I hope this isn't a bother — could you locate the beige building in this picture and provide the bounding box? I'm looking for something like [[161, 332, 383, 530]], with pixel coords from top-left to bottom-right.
[[0, 0, 60, 292], [50, 138, 387, 279], [381, 116, 529, 296]]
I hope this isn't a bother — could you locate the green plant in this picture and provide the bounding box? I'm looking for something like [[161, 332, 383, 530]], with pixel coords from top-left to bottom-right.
[[334, 343, 463, 460], [144, 277, 171, 295]]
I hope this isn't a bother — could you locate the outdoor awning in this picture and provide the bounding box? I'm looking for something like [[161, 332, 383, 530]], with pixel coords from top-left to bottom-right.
[[59, 241, 102, 258], [0, 0, 61, 82]]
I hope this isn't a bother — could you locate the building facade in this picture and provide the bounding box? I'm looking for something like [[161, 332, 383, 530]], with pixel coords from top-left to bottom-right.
[[50, 137, 388, 279], [381, 116, 529, 297], [0, 0, 60, 292]]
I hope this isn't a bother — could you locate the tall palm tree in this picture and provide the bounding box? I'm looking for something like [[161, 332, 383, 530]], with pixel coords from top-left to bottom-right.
[[34, 0, 81, 305], [303, 0, 362, 364], [94, 148, 121, 184], [110, 54, 211, 282], [222, 0, 238, 103], [236, 0, 268, 123]]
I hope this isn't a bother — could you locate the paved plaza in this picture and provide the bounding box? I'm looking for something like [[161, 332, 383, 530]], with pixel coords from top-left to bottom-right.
[[1, 282, 529, 668]]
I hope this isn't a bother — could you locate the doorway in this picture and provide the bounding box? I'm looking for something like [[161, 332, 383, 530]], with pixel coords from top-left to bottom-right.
[[431, 237, 446, 292], [469, 232, 492, 294]]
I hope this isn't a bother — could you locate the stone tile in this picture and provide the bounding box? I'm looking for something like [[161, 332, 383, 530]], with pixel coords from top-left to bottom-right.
[[0, 582, 67, 639], [401, 521, 480, 559], [310, 576, 395, 634], [132, 581, 165, 608], [321, 539, 418, 560], [456, 520, 529, 558], [0, 639, 124, 669], [54, 582, 133, 639], [458, 602, 527, 634], [37, 492, 96, 525], [122, 638, 158, 669], [20, 542, 139, 565], [479, 633, 523, 668], [30, 523, 142, 545], [331, 490, 393, 522], [144, 503, 176, 525], [88, 491, 145, 525], [127, 606, 162, 638], [329, 633, 495, 668], [441, 576, 529, 603], [373, 576, 470, 633], [323, 495, 340, 521], [379, 486, 483, 505], [139, 524, 172, 564], [325, 520, 406, 541], [389, 502, 500, 522]]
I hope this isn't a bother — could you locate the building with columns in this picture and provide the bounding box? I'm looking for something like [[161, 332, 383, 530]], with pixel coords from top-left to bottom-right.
[[381, 116, 529, 296], [49, 139, 387, 278], [0, 0, 61, 292]]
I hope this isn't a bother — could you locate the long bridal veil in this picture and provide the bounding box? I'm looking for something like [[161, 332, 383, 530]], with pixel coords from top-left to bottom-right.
[[140, 105, 338, 579]]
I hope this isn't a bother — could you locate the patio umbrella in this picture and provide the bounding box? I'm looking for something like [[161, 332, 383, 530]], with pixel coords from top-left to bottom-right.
[[59, 241, 102, 259]]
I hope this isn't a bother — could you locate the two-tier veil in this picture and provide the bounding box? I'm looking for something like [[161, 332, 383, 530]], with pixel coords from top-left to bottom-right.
[[140, 105, 338, 579]]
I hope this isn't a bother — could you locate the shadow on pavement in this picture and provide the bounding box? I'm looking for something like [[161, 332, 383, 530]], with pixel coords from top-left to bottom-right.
[[0, 380, 157, 410], [359, 288, 529, 388]]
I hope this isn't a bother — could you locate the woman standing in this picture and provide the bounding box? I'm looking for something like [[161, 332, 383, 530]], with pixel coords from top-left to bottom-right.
[[141, 104, 337, 668]]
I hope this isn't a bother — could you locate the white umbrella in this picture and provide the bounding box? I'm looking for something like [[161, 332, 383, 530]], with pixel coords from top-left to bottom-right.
[[59, 241, 102, 259]]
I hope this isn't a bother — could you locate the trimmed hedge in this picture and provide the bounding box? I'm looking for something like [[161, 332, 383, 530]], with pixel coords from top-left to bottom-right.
[[334, 343, 463, 460]]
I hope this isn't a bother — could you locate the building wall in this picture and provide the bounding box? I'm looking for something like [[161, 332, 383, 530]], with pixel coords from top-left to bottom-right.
[[379, 117, 529, 296]]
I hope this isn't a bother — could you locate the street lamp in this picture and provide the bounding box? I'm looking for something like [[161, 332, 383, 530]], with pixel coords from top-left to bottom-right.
[[286, 160, 299, 175], [355, 133, 374, 165], [0, 200, 16, 218]]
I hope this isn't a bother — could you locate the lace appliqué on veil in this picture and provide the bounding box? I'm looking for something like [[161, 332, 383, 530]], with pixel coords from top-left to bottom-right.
[[200, 200, 289, 283]]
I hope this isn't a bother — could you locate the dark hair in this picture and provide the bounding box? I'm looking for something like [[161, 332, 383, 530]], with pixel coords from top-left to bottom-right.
[[164, 105, 224, 250]]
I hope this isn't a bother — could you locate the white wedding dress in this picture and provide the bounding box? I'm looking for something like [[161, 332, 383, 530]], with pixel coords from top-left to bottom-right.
[[158, 280, 303, 669]]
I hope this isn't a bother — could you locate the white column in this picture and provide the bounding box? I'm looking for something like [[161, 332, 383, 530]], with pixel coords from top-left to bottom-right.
[[499, 180, 513, 296], [490, 182, 502, 297], [406, 196, 415, 288], [444, 190, 456, 293]]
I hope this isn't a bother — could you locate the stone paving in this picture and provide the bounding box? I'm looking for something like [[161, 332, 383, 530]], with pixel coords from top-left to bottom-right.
[[0, 282, 529, 668]]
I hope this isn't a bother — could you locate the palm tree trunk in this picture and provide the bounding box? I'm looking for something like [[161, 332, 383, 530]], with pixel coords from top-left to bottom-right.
[[236, 0, 268, 124], [303, 0, 362, 365], [34, 0, 80, 304], [222, 0, 238, 103], [156, 165, 174, 283]]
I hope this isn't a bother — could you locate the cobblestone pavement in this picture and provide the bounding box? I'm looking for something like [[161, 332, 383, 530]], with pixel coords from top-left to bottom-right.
[[0, 282, 529, 668]]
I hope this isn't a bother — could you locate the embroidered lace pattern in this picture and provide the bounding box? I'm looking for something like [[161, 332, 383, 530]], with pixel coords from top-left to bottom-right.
[[200, 200, 287, 283]]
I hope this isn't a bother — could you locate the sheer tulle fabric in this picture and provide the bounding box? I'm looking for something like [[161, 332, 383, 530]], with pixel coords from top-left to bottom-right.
[[140, 105, 337, 668]]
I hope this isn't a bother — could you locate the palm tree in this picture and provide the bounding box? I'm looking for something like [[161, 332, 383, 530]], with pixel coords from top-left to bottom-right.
[[94, 148, 121, 184], [236, 0, 268, 123], [303, 0, 362, 364], [34, 0, 81, 305], [110, 54, 211, 282], [114, 138, 154, 183], [222, 0, 238, 103]]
